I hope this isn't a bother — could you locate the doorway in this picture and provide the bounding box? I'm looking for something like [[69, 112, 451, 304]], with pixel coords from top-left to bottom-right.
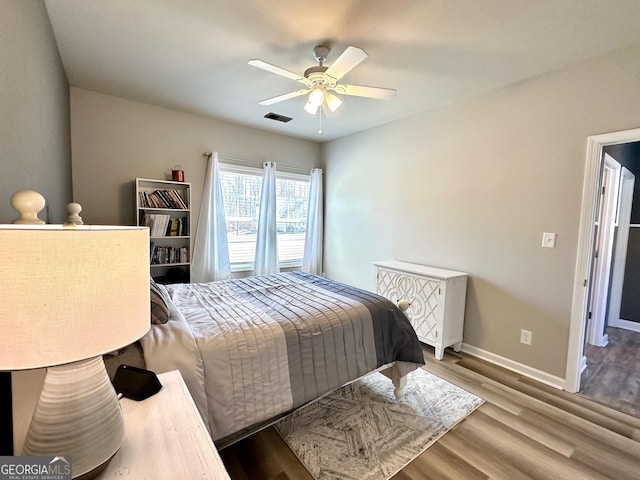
[[580, 326, 640, 417], [567, 127, 640, 394], [577, 146, 640, 415]]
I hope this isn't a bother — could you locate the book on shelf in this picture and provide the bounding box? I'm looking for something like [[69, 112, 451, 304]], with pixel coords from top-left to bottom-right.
[[169, 218, 179, 237], [139, 189, 188, 209], [165, 189, 188, 209], [177, 216, 189, 236], [140, 212, 171, 237], [140, 212, 189, 238], [150, 245, 189, 265]]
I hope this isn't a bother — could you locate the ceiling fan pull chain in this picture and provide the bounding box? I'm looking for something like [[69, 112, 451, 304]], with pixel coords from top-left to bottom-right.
[[318, 109, 323, 135]]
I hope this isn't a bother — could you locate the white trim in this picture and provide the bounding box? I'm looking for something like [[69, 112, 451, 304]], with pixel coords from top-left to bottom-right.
[[608, 167, 635, 330], [587, 154, 620, 347], [217, 155, 312, 176], [218, 162, 310, 187], [567, 127, 640, 393], [219, 162, 311, 183], [579, 355, 587, 374], [612, 319, 640, 333], [277, 170, 311, 183], [461, 343, 566, 390], [219, 162, 263, 177]]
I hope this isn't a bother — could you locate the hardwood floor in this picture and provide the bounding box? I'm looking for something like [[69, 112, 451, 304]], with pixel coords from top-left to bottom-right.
[[219, 346, 640, 479], [581, 326, 640, 418]]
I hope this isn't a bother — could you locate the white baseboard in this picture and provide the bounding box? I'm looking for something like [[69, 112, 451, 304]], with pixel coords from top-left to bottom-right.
[[460, 343, 567, 390], [611, 319, 640, 333]]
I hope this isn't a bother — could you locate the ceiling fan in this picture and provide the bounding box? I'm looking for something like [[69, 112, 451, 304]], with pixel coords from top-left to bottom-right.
[[248, 45, 396, 116]]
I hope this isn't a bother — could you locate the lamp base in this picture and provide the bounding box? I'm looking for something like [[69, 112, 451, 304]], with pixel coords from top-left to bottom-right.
[[74, 451, 117, 480], [23, 357, 125, 479]]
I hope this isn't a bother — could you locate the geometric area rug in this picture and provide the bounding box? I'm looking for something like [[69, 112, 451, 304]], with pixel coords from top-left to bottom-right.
[[274, 367, 484, 480]]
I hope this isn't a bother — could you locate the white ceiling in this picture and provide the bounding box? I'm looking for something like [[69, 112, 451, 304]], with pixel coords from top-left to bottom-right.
[[44, 0, 640, 142]]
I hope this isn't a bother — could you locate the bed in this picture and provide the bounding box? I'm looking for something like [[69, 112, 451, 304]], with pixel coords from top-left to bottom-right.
[[138, 271, 425, 446]]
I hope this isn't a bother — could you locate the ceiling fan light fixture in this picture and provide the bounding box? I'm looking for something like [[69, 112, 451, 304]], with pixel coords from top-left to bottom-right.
[[249, 44, 396, 124], [304, 87, 325, 115], [325, 92, 342, 112], [308, 87, 325, 106], [304, 99, 320, 115]]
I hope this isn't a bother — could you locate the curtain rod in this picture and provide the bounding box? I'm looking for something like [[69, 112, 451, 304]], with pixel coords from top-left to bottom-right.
[[202, 152, 314, 175]]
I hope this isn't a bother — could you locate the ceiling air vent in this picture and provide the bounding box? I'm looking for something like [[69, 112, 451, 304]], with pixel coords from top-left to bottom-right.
[[264, 112, 292, 123]]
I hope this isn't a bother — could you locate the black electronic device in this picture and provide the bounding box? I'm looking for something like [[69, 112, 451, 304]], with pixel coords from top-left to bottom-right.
[[112, 364, 162, 401]]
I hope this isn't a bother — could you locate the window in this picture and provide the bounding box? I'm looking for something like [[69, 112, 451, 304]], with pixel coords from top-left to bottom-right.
[[219, 164, 310, 270]]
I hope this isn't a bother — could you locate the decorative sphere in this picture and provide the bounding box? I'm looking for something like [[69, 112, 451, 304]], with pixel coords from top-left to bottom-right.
[[66, 202, 84, 225], [67, 202, 82, 215], [397, 299, 410, 312], [11, 190, 45, 224]]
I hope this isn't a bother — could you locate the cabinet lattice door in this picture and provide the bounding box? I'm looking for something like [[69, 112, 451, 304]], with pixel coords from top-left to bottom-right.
[[375, 261, 468, 360], [376, 268, 440, 343]]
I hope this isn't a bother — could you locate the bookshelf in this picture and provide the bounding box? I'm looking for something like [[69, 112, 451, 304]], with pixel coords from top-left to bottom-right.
[[136, 178, 191, 283]]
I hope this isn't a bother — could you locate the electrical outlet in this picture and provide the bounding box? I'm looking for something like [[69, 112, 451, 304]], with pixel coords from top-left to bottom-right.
[[520, 329, 532, 345]]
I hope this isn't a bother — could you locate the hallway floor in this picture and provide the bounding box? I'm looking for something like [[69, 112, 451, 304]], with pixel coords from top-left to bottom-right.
[[580, 326, 640, 418]]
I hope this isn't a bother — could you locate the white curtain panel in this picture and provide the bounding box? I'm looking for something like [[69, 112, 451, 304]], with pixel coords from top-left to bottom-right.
[[302, 168, 323, 275], [191, 152, 231, 282], [254, 161, 280, 275]]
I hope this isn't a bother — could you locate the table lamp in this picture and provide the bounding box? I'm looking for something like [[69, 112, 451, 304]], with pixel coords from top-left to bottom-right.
[[0, 224, 150, 478]]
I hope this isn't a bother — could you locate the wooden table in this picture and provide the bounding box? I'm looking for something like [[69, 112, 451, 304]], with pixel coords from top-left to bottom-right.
[[97, 370, 230, 479]]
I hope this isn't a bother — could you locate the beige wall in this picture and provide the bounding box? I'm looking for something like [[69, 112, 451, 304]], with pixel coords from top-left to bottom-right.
[[70, 88, 321, 228], [2, 0, 71, 454], [323, 43, 640, 380], [0, 0, 71, 223]]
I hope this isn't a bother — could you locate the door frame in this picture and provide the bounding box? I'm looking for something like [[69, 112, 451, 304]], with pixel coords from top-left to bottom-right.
[[587, 154, 620, 347], [607, 166, 635, 329], [566, 127, 640, 393]]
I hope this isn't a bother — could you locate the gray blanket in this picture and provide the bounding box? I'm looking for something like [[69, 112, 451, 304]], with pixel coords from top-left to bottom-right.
[[141, 271, 424, 443]]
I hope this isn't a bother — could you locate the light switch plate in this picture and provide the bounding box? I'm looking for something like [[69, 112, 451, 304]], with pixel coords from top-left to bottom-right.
[[542, 232, 556, 248]]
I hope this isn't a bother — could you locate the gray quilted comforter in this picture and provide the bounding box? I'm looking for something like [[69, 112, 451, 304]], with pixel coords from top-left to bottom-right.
[[140, 271, 424, 443]]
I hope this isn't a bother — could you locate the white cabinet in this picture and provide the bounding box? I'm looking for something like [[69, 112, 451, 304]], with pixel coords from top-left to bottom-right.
[[136, 178, 191, 283], [375, 261, 468, 360]]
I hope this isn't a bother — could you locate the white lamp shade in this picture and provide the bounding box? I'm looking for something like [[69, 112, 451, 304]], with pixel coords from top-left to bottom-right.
[[304, 99, 320, 115], [308, 87, 324, 107], [325, 92, 343, 112], [0, 225, 150, 370]]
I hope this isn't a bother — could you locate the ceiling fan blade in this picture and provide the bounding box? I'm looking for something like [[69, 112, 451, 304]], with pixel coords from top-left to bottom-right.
[[334, 84, 396, 100], [248, 59, 307, 84], [324, 46, 368, 81], [259, 89, 310, 106]]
